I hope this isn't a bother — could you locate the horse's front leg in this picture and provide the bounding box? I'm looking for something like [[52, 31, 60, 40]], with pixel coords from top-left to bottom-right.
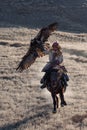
[[51, 93, 57, 113], [59, 90, 67, 107], [56, 95, 59, 108]]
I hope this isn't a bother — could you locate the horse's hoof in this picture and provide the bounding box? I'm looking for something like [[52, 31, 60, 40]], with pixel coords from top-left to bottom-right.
[[61, 101, 67, 107], [61, 104, 64, 107], [52, 110, 57, 113], [63, 101, 67, 105]]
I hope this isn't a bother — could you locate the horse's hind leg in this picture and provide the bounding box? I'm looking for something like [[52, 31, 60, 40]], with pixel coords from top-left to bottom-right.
[[59, 91, 67, 107], [51, 93, 57, 113], [56, 95, 59, 108]]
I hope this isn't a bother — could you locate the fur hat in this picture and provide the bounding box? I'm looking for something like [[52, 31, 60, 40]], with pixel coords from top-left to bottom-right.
[[52, 41, 61, 50]]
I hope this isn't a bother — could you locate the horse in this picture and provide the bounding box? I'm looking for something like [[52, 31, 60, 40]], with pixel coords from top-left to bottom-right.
[[46, 69, 67, 113]]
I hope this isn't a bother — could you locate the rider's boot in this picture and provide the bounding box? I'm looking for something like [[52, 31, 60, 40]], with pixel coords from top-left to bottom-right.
[[63, 80, 68, 86], [65, 74, 69, 81], [40, 72, 48, 84], [40, 80, 47, 89], [62, 77, 68, 86], [40, 71, 50, 89], [40, 78, 44, 84], [61, 73, 68, 86]]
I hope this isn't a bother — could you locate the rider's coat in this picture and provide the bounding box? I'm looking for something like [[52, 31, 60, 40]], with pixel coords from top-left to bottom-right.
[[42, 48, 63, 72]]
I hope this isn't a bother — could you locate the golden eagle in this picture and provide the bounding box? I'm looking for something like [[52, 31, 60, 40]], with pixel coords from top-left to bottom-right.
[[16, 22, 58, 72]]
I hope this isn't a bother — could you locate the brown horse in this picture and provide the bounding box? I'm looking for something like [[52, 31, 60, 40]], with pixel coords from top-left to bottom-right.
[[46, 69, 67, 113]]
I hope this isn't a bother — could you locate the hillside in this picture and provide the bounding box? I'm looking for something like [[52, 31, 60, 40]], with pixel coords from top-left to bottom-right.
[[0, 0, 87, 32]]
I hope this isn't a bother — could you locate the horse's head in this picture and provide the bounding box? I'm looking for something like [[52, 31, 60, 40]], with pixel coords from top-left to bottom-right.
[[50, 69, 60, 88]]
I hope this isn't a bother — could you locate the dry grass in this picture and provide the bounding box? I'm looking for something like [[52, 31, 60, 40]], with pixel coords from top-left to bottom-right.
[[0, 27, 87, 130]]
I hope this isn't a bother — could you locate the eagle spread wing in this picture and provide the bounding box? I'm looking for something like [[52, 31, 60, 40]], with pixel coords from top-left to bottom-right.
[[16, 51, 36, 72], [16, 22, 58, 72]]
